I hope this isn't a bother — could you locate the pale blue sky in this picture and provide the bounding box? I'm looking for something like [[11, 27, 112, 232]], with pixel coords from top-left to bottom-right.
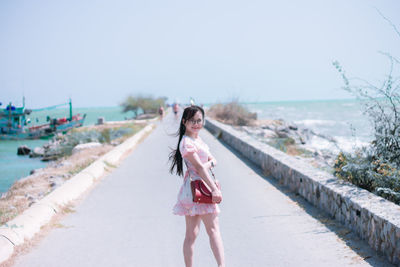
[[1, 0, 399, 108]]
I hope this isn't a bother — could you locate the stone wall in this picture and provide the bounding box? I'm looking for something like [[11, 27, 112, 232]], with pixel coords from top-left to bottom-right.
[[205, 118, 400, 265]]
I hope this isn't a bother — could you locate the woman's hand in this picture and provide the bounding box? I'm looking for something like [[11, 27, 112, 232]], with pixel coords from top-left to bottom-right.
[[211, 189, 222, 204]]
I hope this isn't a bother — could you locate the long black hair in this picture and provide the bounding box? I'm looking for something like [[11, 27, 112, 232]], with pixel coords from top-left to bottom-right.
[[169, 105, 205, 176]]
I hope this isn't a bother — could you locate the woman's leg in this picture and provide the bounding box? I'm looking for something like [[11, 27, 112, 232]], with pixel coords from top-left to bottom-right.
[[184, 215, 201, 267], [201, 213, 225, 267]]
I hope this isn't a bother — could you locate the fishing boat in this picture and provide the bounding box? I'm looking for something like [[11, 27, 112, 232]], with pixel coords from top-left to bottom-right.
[[0, 98, 86, 140]]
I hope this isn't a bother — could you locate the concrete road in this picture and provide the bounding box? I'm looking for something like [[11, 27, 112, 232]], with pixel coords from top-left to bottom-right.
[[13, 113, 393, 267]]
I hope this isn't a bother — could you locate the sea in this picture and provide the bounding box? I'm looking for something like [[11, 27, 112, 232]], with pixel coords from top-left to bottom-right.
[[0, 99, 373, 193]]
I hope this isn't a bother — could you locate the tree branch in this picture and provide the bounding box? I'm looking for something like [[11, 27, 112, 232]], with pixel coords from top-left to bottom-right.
[[375, 7, 400, 39]]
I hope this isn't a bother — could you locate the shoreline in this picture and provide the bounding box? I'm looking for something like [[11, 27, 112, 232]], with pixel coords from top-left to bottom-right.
[[210, 116, 345, 173], [0, 118, 157, 227]]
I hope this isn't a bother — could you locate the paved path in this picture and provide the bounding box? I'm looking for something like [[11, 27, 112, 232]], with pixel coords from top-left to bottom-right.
[[13, 113, 393, 267]]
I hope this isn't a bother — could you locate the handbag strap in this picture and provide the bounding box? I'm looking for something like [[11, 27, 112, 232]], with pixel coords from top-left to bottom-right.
[[209, 167, 216, 180]]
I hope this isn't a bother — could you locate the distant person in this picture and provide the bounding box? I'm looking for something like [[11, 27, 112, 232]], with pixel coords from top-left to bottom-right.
[[173, 103, 179, 116], [169, 105, 225, 267], [158, 105, 165, 120]]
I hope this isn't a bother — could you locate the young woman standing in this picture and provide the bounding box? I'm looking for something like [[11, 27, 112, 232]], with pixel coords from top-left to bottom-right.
[[170, 105, 225, 267]]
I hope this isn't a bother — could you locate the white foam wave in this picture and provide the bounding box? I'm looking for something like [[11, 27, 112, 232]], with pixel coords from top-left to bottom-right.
[[304, 136, 340, 154], [334, 136, 370, 153], [302, 135, 370, 154], [295, 119, 340, 127]]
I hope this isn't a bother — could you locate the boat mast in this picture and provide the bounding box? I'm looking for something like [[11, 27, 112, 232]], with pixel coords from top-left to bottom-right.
[[69, 98, 72, 120], [8, 102, 12, 131]]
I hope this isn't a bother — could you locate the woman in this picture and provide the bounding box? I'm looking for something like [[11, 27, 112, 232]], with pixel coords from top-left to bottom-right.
[[170, 105, 225, 267]]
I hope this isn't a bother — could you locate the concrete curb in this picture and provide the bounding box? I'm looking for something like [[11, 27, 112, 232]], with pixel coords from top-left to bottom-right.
[[0, 123, 156, 264]]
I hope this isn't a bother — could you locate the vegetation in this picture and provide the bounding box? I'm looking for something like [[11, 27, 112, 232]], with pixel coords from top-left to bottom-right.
[[120, 95, 167, 118], [208, 100, 257, 126], [332, 14, 400, 204], [267, 137, 311, 157], [46, 124, 144, 160]]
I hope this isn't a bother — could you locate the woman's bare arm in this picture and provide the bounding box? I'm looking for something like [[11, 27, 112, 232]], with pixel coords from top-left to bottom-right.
[[185, 152, 222, 202]]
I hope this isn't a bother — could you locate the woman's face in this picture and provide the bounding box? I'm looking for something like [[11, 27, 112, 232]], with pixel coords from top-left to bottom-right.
[[184, 111, 204, 135]]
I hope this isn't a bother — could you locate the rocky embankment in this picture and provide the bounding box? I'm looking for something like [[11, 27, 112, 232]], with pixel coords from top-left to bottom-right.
[[231, 119, 340, 172]]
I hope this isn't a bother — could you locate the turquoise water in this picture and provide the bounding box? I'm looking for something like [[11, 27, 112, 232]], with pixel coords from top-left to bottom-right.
[[0, 106, 136, 193]]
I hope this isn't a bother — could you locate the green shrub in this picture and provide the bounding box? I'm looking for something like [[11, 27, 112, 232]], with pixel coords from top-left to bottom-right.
[[99, 129, 111, 143], [208, 101, 257, 126], [334, 150, 400, 204], [332, 13, 400, 204], [120, 95, 167, 117]]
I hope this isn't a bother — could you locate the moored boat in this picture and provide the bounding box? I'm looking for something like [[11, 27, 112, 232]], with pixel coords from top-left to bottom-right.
[[0, 98, 86, 140]]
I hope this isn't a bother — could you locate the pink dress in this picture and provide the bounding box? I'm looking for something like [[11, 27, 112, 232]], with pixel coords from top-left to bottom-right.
[[172, 135, 221, 216]]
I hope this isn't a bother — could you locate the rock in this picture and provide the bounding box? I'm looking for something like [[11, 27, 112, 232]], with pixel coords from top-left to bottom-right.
[[97, 117, 105, 125], [17, 145, 31, 155], [58, 161, 72, 167], [49, 175, 64, 187], [111, 140, 120, 146], [72, 142, 102, 154], [25, 193, 36, 201], [41, 155, 59, 162], [276, 126, 289, 133], [275, 130, 289, 138], [288, 124, 298, 131], [261, 125, 273, 130], [291, 132, 307, 145], [30, 147, 45, 158], [261, 129, 278, 138]]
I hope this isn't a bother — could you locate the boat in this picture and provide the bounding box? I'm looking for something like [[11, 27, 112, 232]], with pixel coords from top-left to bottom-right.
[[0, 98, 86, 140]]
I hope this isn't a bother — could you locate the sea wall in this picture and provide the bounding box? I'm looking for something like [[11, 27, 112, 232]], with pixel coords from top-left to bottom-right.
[[205, 118, 400, 265]]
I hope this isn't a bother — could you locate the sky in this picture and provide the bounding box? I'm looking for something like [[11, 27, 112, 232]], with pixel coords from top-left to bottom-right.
[[0, 0, 399, 108]]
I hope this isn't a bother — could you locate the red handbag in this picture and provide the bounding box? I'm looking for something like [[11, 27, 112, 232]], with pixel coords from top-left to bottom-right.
[[190, 168, 221, 204]]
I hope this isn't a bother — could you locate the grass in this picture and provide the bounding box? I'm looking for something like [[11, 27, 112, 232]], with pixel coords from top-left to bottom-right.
[[104, 161, 117, 169], [68, 159, 96, 175], [266, 137, 312, 156]]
